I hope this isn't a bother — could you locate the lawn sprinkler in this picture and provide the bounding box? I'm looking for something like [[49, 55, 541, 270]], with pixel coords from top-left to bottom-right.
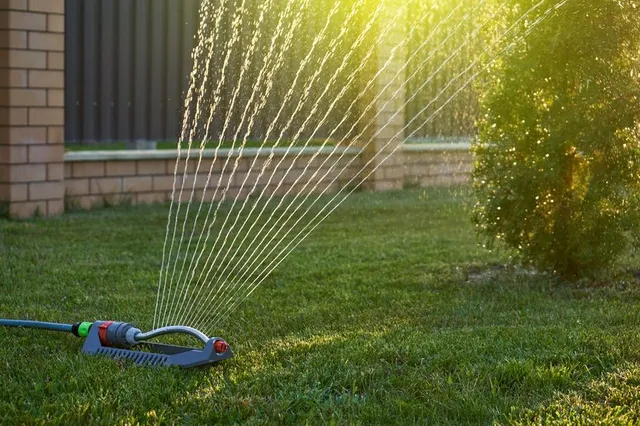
[[0, 319, 232, 368]]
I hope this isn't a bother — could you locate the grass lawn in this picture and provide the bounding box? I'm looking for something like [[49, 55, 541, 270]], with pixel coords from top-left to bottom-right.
[[1, 187, 640, 424]]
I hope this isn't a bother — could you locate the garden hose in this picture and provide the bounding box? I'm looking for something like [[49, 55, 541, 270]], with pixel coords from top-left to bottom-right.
[[0, 318, 232, 368], [0, 319, 80, 334]]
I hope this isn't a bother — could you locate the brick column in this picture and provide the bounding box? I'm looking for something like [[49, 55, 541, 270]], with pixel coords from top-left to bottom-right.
[[0, 0, 65, 218], [359, 0, 406, 191]]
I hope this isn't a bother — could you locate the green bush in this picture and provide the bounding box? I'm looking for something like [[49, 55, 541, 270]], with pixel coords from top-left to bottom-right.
[[472, 0, 640, 279]]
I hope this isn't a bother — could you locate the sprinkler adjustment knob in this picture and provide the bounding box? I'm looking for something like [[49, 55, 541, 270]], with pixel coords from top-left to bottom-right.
[[213, 339, 229, 354]]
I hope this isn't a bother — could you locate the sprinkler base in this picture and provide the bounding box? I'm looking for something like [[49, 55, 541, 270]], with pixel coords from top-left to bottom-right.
[[81, 320, 233, 368]]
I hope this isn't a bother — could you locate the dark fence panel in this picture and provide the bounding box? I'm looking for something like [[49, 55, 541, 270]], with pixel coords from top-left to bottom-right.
[[65, 0, 366, 145], [65, 0, 199, 144]]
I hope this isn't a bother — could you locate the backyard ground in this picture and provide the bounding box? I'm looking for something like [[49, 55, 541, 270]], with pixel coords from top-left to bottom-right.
[[1, 187, 640, 424]]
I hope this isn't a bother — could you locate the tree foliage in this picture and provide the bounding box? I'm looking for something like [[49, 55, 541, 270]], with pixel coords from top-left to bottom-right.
[[472, 0, 640, 279]]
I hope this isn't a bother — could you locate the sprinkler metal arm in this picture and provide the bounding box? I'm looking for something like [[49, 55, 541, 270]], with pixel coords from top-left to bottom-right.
[[134, 325, 210, 345]]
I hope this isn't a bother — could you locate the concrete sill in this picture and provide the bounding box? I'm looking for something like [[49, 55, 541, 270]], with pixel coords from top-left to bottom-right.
[[64, 146, 363, 162]]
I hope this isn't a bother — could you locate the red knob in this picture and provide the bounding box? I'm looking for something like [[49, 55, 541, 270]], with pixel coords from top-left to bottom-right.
[[213, 339, 228, 354]]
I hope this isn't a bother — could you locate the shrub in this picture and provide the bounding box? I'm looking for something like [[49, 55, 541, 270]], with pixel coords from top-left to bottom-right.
[[472, 0, 640, 279]]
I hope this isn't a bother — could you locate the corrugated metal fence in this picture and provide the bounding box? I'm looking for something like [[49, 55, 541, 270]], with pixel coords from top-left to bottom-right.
[[66, 0, 486, 145], [65, 0, 200, 143], [65, 0, 366, 145]]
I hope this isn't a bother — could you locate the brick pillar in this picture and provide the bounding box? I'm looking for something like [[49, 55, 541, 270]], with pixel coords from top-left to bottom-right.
[[0, 0, 65, 218], [359, 0, 406, 191]]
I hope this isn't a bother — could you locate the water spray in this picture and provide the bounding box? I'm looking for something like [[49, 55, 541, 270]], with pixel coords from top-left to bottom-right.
[[0, 319, 232, 368]]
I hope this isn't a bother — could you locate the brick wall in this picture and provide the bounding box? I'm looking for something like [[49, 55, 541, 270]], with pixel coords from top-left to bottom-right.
[[63, 148, 363, 210], [402, 144, 473, 187], [61, 145, 472, 211], [0, 0, 65, 218]]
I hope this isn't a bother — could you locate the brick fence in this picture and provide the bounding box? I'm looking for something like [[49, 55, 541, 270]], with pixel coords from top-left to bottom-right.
[[63, 147, 364, 210], [0, 1, 473, 219], [62, 145, 472, 211], [0, 0, 64, 218]]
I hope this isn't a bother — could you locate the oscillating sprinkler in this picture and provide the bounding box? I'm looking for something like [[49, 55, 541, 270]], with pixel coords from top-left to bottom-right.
[[0, 319, 232, 368]]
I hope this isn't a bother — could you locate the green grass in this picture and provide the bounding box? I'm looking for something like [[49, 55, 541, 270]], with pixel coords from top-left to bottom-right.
[[1, 187, 640, 424], [64, 139, 335, 152]]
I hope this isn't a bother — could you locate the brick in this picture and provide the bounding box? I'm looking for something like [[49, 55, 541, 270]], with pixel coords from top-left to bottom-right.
[[0, 30, 27, 48], [432, 163, 458, 176], [137, 160, 168, 175], [64, 178, 89, 196], [7, 126, 46, 144], [66, 195, 102, 211], [6, 146, 28, 163], [9, 200, 46, 218], [28, 0, 64, 14], [192, 190, 208, 202], [136, 192, 167, 205], [28, 144, 62, 162], [28, 107, 63, 125], [183, 173, 206, 190], [166, 158, 179, 174], [0, 88, 46, 106], [47, 88, 63, 106], [7, 183, 28, 201], [72, 162, 104, 178], [383, 165, 404, 180], [47, 52, 63, 70], [0, 49, 47, 69], [46, 125, 63, 144], [5, 0, 28, 10], [0, 69, 28, 87], [0, 163, 8, 181], [123, 176, 153, 193], [28, 32, 63, 51], [106, 161, 136, 177], [29, 180, 63, 200], [0, 183, 27, 201], [273, 184, 292, 197], [0, 146, 10, 164], [370, 179, 402, 191], [153, 175, 180, 191], [174, 189, 194, 203], [283, 169, 304, 185], [0, 11, 46, 31], [196, 172, 233, 190], [184, 158, 221, 174], [9, 163, 46, 182], [28, 70, 63, 88], [46, 13, 63, 33], [46, 162, 62, 179], [63, 161, 71, 178], [0, 107, 27, 125], [47, 198, 63, 215], [90, 177, 121, 194]]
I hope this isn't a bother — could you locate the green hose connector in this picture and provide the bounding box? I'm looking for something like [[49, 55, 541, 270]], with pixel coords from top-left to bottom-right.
[[77, 322, 92, 337], [71, 322, 93, 338]]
